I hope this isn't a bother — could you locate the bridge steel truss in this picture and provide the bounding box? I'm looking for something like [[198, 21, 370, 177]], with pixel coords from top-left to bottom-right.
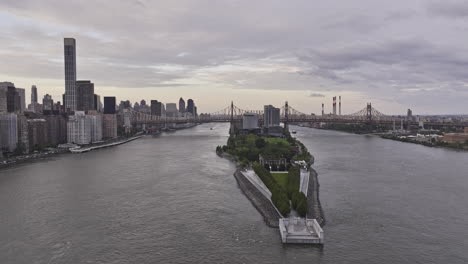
[[128, 102, 468, 128]]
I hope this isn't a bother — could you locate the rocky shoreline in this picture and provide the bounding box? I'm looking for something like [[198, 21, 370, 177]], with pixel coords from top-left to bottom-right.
[[307, 168, 325, 227]]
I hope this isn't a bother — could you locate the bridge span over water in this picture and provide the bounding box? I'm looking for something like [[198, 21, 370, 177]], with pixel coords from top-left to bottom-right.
[[125, 102, 467, 129]]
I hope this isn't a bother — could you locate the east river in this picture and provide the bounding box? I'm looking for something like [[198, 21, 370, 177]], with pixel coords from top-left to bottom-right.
[[1, 123, 468, 263]]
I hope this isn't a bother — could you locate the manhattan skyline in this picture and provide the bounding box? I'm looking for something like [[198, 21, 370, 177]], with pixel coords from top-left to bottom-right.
[[1, 0, 468, 114]]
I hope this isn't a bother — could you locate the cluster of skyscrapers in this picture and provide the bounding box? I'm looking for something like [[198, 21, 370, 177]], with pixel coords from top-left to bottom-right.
[[0, 38, 200, 158]]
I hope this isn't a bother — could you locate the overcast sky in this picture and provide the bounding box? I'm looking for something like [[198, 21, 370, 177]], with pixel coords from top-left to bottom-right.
[[1, 0, 468, 114]]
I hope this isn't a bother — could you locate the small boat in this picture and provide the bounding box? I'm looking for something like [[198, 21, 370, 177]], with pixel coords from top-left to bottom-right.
[[291, 130, 297, 134], [210, 127, 213, 130]]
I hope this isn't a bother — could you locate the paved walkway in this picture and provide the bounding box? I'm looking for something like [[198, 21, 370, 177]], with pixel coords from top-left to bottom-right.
[[299, 169, 309, 195], [243, 169, 272, 200]]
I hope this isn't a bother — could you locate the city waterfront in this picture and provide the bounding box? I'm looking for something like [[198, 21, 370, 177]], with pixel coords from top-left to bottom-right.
[[1, 123, 468, 263]]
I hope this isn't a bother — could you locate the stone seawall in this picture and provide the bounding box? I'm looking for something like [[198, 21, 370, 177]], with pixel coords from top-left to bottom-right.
[[233, 169, 281, 228], [306, 168, 326, 227]]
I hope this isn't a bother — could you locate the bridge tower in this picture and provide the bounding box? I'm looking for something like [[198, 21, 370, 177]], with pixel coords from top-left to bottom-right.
[[366, 103, 372, 122], [229, 101, 235, 135], [284, 101, 289, 133]]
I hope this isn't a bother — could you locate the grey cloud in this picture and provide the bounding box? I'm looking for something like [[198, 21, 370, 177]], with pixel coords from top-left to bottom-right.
[[427, 0, 468, 18], [309, 93, 325, 97], [0, 0, 468, 113]]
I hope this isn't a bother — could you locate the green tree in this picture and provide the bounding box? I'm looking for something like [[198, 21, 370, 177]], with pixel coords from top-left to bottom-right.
[[296, 197, 308, 217], [255, 137, 266, 148]]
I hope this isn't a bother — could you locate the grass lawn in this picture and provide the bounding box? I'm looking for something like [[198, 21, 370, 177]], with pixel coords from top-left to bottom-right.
[[265, 137, 290, 146], [271, 172, 289, 190]]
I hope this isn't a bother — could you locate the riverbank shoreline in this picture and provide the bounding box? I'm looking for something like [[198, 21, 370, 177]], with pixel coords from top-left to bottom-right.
[[0, 135, 144, 170]]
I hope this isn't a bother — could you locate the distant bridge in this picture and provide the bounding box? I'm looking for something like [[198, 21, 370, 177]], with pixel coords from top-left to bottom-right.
[[125, 102, 467, 128]]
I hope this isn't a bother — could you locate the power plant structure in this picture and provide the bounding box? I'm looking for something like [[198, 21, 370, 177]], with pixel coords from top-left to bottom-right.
[[321, 103, 324, 116]]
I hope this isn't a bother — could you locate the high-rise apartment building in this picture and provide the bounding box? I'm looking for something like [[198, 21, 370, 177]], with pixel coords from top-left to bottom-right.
[[67, 112, 91, 145], [103, 114, 117, 139], [27, 119, 48, 151], [0, 113, 18, 152], [88, 114, 103, 142], [263, 105, 280, 127], [103, 97, 116, 114], [44, 114, 67, 146], [16, 114, 29, 154], [64, 38, 77, 111], [76, 80, 94, 111]]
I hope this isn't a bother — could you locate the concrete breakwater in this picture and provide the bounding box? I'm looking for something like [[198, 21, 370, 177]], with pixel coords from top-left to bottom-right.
[[233, 169, 281, 227], [307, 168, 325, 227]]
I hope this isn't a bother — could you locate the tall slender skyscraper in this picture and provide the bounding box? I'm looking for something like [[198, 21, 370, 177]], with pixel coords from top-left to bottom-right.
[[31, 85, 38, 104], [64, 38, 77, 111]]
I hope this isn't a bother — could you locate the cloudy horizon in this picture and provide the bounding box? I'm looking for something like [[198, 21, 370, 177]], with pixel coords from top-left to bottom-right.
[[1, 0, 468, 115]]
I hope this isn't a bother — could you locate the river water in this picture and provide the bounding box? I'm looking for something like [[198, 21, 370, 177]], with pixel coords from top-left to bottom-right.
[[1, 123, 467, 263]]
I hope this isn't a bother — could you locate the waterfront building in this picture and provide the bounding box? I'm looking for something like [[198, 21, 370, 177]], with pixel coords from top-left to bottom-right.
[[186, 99, 195, 115], [242, 113, 259, 130], [179, 97, 185, 113], [103, 97, 116, 114], [17, 114, 29, 154], [151, 100, 162, 116], [31, 85, 38, 104], [27, 119, 48, 151], [64, 38, 77, 111], [76, 80, 94, 111], [263, 105, 280, 128], [88, 113, 103, 142], [166, 103, 178, 117], [44, 114, 67, 146], [43, 94, 54, 111], [0, 113, 18, 152], [67, 111, 92, 145], [103, 114, 118, 139], [442, 133, 468, 143]]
